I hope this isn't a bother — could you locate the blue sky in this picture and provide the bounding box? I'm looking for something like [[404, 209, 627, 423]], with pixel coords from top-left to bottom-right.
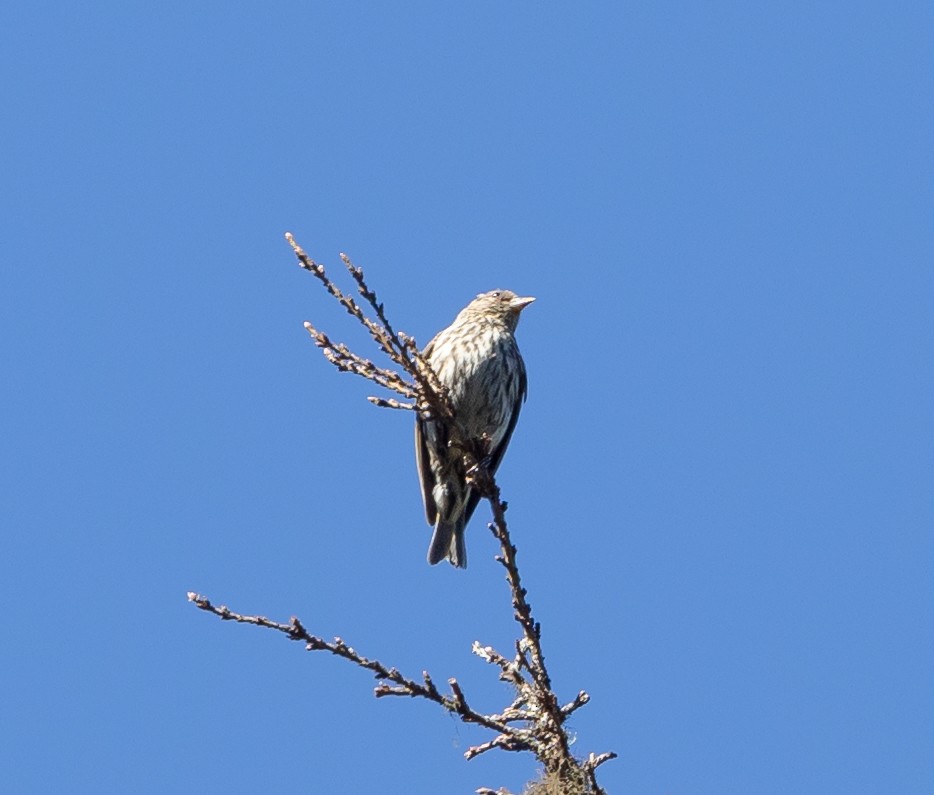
[[2, 2, 932, 793]]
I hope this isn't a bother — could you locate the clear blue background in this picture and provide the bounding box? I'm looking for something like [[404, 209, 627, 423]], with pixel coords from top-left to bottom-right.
[[2, 2, 932, 793]]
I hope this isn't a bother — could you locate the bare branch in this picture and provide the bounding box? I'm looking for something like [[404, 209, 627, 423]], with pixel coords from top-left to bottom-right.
[[586, 752, 618, 771], [287, 234, 455, 427], [582, 752, 619, 795], [340, 252, 409, 361], [465, 732, 532, 761], [367, 396, 416, 410], [188, 592, 525, 741], [188, 237, 617, 793], [302, 322, 417, 398], [287, 234, 399, 361], [560, 691, 591, 717], [463, 459, 579, 778]]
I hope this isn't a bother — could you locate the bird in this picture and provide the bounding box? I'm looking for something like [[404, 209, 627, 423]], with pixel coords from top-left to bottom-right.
[[415, 289, 534, 568]]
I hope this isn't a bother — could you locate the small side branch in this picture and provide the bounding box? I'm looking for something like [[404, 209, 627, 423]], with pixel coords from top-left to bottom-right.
[[582, 752, 619, 795], [303, 322, 417, 397], [366, 396, 415, 410], [188, 592, 535, 750], [286, 233, 453, 423]]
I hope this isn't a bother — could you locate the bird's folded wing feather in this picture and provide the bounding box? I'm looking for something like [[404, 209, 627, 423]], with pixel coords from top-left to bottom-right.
[[414, 417, 437, 526], [461, 361, 528, 527], [415, 337, 440, 526]]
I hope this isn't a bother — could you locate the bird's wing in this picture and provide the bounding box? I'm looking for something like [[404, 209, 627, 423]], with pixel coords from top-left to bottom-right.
[[415, 415, 437, 526], [414, 337, 439, 526], [461, 359, 528, 527]]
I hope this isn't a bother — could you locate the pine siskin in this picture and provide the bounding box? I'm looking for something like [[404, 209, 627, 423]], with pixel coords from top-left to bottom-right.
[[415, 290, 534, 568]]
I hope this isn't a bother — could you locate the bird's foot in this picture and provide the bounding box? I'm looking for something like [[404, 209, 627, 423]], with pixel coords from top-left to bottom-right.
[[465, 456, 495, 495]]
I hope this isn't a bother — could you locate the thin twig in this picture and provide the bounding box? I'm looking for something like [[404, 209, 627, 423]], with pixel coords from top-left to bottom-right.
[[287, 233, 454, 424], [582, 752, 619, 795], [367, 396, 416, 410], [303, 322, 417, 397]]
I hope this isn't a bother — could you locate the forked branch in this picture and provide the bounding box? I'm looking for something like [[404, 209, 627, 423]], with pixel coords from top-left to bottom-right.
[[189, 236, 615, 794]]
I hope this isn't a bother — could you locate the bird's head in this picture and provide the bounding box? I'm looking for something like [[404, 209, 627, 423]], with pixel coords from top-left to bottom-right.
[[468, 290, 536, 331]]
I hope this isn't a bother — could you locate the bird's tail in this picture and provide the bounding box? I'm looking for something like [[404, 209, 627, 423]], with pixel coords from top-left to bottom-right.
[[427, 517, 467, 568]]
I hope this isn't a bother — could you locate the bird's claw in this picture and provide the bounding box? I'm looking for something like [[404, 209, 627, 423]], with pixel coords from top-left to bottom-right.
[[465, 457, 495, 495]]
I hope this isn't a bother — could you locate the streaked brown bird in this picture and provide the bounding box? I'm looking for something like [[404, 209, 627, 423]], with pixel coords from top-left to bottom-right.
[[416, 290, 534, 568]]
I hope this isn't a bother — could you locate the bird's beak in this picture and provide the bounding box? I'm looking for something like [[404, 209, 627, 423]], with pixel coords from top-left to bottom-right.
[[509, 295, 536, 312]]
